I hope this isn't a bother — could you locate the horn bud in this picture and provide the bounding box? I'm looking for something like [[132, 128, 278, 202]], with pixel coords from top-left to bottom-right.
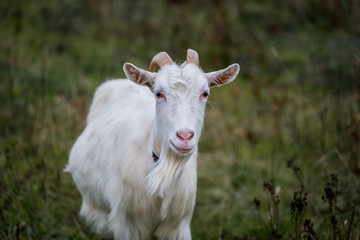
[[149, 52, 173, 72], [186, 49, 199, 67]]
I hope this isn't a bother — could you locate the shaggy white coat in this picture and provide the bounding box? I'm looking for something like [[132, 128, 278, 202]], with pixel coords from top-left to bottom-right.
[[66, 61, 239, 240]]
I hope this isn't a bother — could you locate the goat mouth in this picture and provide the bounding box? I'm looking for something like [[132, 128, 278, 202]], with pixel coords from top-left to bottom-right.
[[170, 141, 192, 154]]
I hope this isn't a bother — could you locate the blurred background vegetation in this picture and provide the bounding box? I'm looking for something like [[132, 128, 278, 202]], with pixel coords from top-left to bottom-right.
[[0, 0, 359, 239]]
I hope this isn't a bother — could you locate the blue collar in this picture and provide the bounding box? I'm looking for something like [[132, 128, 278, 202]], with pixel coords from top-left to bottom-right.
[[152, 151, 159, 163]]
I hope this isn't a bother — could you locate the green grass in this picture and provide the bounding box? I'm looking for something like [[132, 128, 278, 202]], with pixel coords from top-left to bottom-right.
[[1, 0, 359, 239]]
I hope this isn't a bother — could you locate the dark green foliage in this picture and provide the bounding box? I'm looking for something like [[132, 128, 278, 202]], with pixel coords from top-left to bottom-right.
[[1, 0, 359, 239]]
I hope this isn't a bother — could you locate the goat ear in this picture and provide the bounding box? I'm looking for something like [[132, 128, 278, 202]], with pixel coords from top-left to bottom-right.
[[205, 63, 240, 88], [123, 63, 156, 89]]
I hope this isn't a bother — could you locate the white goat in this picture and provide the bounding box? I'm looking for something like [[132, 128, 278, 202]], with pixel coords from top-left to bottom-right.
[[66, 49, 240, 239]]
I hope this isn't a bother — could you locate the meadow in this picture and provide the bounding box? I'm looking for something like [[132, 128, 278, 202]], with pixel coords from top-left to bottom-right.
[[1, 0, 359, 239]]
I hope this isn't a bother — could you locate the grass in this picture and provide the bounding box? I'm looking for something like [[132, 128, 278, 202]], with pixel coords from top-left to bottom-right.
[[1, 0, 359, 239], [193, 79, 360, 239]]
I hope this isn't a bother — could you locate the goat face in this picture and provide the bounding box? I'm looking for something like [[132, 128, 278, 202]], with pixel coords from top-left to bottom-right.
[[152, 63, 209, 156], [123, 50, 240, 157]]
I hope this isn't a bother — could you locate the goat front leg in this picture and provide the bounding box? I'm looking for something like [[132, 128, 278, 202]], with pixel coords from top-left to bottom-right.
[[154, 220, 192, 240], [112, 217, 136, 240]]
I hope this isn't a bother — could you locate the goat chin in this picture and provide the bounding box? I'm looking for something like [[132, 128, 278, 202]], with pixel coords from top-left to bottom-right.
[[145, 149, 192, 198]]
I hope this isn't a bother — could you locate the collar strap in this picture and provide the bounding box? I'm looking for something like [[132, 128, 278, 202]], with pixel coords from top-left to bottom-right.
[[152, 151, 159, 163]]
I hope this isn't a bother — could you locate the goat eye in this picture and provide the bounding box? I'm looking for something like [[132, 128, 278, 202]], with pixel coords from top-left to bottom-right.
[[201, 91, 209, 98], [155, 92, 165, 99]]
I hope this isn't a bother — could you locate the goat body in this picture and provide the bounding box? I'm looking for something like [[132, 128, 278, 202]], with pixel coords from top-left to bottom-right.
[[66, 50, 239, 239]]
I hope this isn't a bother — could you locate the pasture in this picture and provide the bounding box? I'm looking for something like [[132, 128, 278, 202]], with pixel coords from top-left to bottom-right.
[[1, 0, 359, 239]]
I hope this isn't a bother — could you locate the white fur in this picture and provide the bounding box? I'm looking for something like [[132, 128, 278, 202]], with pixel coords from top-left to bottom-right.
[[66, 56, 239, 239]]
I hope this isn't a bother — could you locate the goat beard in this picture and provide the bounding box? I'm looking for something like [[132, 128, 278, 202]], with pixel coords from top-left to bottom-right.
[[145, 149, 190, 198]]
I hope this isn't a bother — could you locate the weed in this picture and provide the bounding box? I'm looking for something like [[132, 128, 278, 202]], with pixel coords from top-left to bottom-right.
[[252, 181, 282, 239], [302, 219, 319, 240]]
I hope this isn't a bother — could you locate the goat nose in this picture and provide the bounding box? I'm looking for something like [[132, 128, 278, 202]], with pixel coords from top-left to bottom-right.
[[176, 130, 194, 141]]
